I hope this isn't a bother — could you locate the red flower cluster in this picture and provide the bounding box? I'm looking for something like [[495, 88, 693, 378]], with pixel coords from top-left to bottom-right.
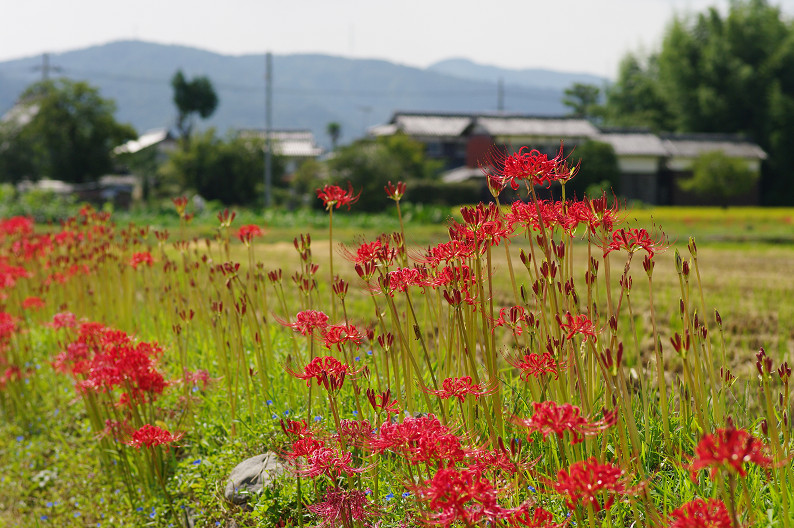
[[307, 487, 377, 528], [667, 498, 732, 528], [487, 144, 577, 191], [316, 182, 361, 210], [508, 351, 566, 381], [552, 457, 628, 512], [557, 312, 597, 341], [52, 321, 167, 407], [280, 310, 329, 336], [126, 424, 182, 449], [237, 224, 264, 244], [128, 251, 154, 269], [604, 227, 668, 259], [689, 426, 773, 480], [512, 401, 617, 444], [424, 376, 495, 403], [370, 414, 465, 466], [287, 355, 361, 391]]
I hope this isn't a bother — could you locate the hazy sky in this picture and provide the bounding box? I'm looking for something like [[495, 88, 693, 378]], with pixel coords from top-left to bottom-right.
[[3, 0, 794, 78]]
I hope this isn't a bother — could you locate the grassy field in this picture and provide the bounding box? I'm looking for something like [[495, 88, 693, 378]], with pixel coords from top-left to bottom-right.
[[1, 203, 793, 527]]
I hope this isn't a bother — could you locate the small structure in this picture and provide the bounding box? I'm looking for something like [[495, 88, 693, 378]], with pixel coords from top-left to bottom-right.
[[237, 129, 324, 174]]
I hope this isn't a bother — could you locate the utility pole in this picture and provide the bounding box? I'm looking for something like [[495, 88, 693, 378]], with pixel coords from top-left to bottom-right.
[[497, 77, 504, 113], [33, 53, 62, 81], [264, 52, 273, 208]]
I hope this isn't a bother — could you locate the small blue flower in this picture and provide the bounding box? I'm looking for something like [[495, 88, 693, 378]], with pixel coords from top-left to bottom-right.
[[271, 414, 278, 419], [74, 512, 81, 518], [352, 410, 358, 416], [354, 356, 360, 361], [192, 459, 202, 465], [366, 350, 373, 355], [402, 491, 411, 498], [266, 399, 273, 406], [40, 515, 48, 521], [314, 415, 323, 422], [284, 410, 290, 415], [46, 502, 54, 508], [136, 507, 143, 512], [15, 435, 23, 442], [527, 485, 536, 493], [384, 493, 394, 502]]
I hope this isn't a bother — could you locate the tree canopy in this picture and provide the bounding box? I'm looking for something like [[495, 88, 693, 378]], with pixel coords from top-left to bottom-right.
[[0, 79, 136, 183], [171, 70, 218, 145], [602, 0, 794, 203]]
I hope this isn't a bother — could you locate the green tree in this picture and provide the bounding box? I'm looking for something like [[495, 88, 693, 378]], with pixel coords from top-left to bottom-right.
[[326, 122, 341, 151], [677, 150, 759, 206], [171, 70, 218, 145], [327, 134, 441, 212], [603, 54, 674, 131], [159, 129, 283, 206], [604, 0, 794, 203], [562, 83, 603, 119], [568, 140, 620, 198], [0, 79, 136, 183]]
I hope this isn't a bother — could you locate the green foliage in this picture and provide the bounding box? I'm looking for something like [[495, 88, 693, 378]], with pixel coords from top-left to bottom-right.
[[327, 134, 442, 212], [0, 79, 136, 183], [405, 179, 482, 206], [326, 122, 341, 150], [604, 0, 794, 203], [159, 129, 284, 206], [603, 54, 675, 131], [677, 150, 759, 205], [171, 70, 219, 144], [562, 82, 603, 119], [568, 140, 620, 198]]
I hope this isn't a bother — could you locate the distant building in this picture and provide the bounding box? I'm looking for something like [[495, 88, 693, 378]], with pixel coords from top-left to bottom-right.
[[237, 129, 324, 174], [370, 112, 767, 205]]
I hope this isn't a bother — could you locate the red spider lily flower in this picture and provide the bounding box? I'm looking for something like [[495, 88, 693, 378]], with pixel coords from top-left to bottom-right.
[[322, 323, 364, 351], [506, 199, 573, 234], [307, 487, 378, 528], [385, 180, 407, 201], [465, 446, 520, 475], [492, 305, 537, 336], [125, 424, 183, 450], [507, 351, 567, 381], [316, 182, 361, 210], [383, 266, 428, 294], [689, 426, 773, 481], [300, 445, 367, 479], [552, 457, 628, 512], [501, 505, 561, 528], [341, 237, 397, 266], [172, 196, 189, 217], [604, 227, 668, 259], [512, 401, 618, 445], [128, 251, 154, 269], [370, 414, 465, 465], [181, 368, 214, 390], [280, 418, 312, 438], [285, 436, 325, 461], [487, 144, 573, 191], [278, 310, 329, 336], [416, 466, 505, 527], [21, 296, 45, 311], [287, 355, 360, 391], [422, 239, 477, 266], [423, 376, 496, 403], [366, 388, 400, 419], [237, 224, 265, 244], [667, 498, 732, 528], [335, 419, 375, 448], [557, 312, 597, 341]]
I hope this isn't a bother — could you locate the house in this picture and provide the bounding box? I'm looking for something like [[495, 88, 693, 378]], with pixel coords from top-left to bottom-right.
[[371, 112, 768, 205], [237, 129, 324, 174]]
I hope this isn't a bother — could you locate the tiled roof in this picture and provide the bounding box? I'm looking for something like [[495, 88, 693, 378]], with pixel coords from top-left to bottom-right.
[[594, 132, 667, 157], [477, 116, 599, 138], [393, 114, 473, 137], [662, 136, 767, 160]]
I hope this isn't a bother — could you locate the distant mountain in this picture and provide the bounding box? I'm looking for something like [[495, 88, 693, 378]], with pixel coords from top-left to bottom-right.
[[0, 41, 606, 149], [427, 58, 609, 91]]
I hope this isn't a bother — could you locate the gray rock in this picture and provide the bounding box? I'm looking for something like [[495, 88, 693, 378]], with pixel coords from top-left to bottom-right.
[[224, 452, 286, 505]]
